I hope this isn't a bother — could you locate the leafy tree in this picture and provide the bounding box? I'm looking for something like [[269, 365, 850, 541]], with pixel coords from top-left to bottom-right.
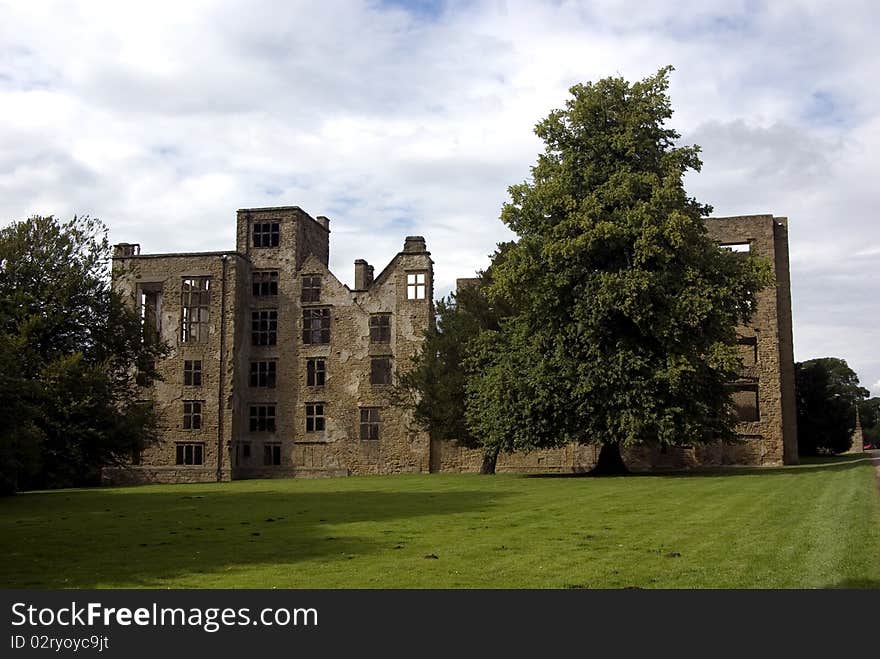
[[0, 215, 166, 492], [858, 397, 880, 449], [394, 245, 514, 474], [795, 357, 869, 455], [466, 67, 772, 473]]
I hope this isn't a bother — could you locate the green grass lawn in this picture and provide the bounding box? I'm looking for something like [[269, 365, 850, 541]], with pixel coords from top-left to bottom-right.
[[2, 454, 879, 589]]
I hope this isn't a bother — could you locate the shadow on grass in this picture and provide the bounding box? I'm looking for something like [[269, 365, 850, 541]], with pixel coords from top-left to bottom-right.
[[0, 487, 506, 588], [527, 453, 878, 479]]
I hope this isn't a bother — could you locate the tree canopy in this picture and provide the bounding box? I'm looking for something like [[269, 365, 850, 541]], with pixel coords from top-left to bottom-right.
[[795, 357, 869, 455], [0, 215, 166, 493], [464, 66, 771, 472]]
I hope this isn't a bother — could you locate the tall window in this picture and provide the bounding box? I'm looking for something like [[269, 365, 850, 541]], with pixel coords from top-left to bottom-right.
[[180, 277, 210, 343], [252, 271, 279, 297], [406, 273, 426, 300], [369, 314, 391, 343], [183, 360, 202, 387], [370, 357, 392, 385], [731, 384, 760, 422], [360, 408, 380, 440], [263, 442, 281, 466], [176, 442, 204, 465], [302, 308, 331, 344], [306, 403, 325, 432], [301, 276, 321, 303], [183, 401, 203, 430], [307, 358, 326, 387], [249, 361, 277, 388], [249, 405, 276, 432], [252, 310, 278, 346], [253, 222, 280, 248], [235, 442, 252, 466]]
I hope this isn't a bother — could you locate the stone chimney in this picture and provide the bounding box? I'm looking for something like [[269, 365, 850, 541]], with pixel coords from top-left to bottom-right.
[[403, 235, 427, 253], [315, 215, 331, 231], [354, 259, 373, 290]]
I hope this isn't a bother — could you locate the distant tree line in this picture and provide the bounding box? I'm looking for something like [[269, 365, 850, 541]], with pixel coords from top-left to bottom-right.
[[795, 357, 878, 455], [0, 215, 165, 494]]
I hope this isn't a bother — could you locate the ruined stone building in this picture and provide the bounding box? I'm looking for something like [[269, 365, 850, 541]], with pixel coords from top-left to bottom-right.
[[106, 209, 797, 484]]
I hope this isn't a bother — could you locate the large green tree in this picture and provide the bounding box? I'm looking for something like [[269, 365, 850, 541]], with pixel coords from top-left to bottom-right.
[[795, 357, 869, 455], [466, 67, 771, 473], [857, 397, 880, 449], [0, 215, 166, 492]]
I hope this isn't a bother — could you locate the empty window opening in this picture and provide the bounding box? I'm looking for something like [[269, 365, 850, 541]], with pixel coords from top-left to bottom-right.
[[720, 242, 751, 253], [176, 442, 204, 465], [360, 407, 380, 440], [249, 405, 276, 432], [307, 358, 326, 387], [263, 442, 282, 466], [250, 361, 277, 388], [184, 360, 202, 387], [301, 276, 321, 303], [253, 222, 280, 248], [139, 282, 163, 343], [252, 271, 279, 297], [370, 357, 392, 385], [370, 314, 391, 343], [252, 310, 278, 346], [183, 400, 203, 429], [306, 403, 325, 432], [406, 272, 426, 300], [180, 277, 210, 343], [303, 308, 331, 344]]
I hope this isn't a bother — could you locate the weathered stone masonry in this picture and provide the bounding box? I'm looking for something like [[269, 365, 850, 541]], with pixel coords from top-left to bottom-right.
[[105, 210, 797, 484], [106, 206, 434, 484]]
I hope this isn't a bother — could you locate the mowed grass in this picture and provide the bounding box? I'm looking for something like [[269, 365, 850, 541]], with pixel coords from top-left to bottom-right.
[[2, 454, 878, 589]]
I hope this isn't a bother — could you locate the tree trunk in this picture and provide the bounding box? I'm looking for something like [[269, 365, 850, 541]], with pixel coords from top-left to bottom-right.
[[480, 447, 500, 475], [591, 441, 628, 475]]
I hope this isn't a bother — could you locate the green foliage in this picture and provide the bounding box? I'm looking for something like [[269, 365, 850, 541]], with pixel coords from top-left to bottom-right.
[[858, 397, 880, 448], [468, 67, 772, 457], [0, 215, 166, 492], [393, 244, 513, 449], [795, 357, 870, 455]]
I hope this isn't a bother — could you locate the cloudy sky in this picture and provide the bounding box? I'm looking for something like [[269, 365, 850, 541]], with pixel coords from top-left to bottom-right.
[[1, 0, 878, 394]]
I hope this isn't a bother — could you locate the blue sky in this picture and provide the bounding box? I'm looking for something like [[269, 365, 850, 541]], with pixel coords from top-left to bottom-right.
[[1, 0, 878, 395]]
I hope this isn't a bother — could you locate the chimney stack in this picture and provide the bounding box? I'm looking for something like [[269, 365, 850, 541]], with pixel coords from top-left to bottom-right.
[[354, 259, 373, 290], [315, 215, 331, 231], [403, 235, 426, 253]]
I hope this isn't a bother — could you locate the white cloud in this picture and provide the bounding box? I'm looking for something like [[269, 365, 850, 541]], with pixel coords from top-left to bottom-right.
[[1, 0, 879, 388]]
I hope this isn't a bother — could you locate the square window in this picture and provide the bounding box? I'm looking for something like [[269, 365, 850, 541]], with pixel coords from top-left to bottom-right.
[[406, 272, 426, 300], [301, 275, 321, 303], [175, 442, 204, 465], [302, 308, 331, 344], [306, 403, 325, 432], [307, 358, 326, 387], [249, 405, 276, 432], [369, 314, 391, 343], [183, 401, 202, 430], [252, 310, 278, 346], [360, 407, 380, 440], [184, 360, 202, 387], [249, 361, 277, 388], [253, 222, 280, 248], [252, 271, 279, 297], [370, 357, 392, 385]]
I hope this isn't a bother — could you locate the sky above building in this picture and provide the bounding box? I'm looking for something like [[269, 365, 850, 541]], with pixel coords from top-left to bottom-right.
[[1, 0, 878, 395]]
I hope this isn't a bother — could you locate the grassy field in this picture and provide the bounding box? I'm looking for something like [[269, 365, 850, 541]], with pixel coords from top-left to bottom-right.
[[2, 454, 878, 589]]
